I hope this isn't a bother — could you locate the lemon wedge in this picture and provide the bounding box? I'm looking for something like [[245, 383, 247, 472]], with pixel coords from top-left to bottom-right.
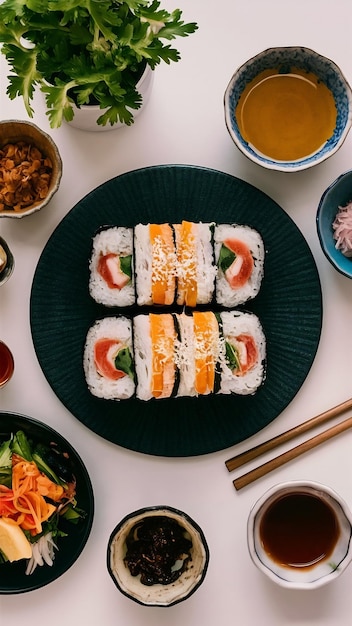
[[0, 517, 32, 562]]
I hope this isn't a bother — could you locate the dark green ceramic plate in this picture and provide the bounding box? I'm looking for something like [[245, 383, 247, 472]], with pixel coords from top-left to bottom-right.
[[30, 165, 322, 457], [0, 412, 94, 594]]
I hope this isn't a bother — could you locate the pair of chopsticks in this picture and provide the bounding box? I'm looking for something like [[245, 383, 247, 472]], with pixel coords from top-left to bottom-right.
[[225, 398, 352, 490]]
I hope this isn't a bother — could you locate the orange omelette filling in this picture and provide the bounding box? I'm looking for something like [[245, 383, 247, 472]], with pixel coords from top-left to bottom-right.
[[176, 221, 197, 307], [149, 223, 176, 305], [150, 313, 177, 398], [193, 311, 219, 395]]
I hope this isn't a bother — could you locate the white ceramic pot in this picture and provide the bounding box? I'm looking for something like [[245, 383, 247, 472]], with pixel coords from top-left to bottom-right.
[[67, 64, 154, 132]]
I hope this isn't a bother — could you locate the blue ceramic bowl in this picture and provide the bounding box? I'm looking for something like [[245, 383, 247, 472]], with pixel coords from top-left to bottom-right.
[[317, 170, 352, 278], [224, 47, 352, 172]]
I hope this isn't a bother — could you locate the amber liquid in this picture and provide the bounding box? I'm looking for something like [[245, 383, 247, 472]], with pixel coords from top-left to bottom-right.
[[235, 68, 337, 161], [260, 492, 340, 569]]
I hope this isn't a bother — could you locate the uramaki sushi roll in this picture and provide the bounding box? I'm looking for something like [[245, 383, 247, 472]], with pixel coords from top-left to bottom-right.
[[214, 224, 264, 307], [83, 316, 135, 400], [134, 223, 177, 306], [174, 221, 216, 307], [133, 313, 179, 401], [217, 310, 266, 395], [89, 226, 135, 307]]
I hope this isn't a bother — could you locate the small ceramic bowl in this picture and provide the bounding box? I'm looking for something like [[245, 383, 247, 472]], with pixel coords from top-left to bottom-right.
[[0, 119, 62, 218], [317, 169, 352, 278], [107, 505, 209, 606], [224, 46, 352, 172], [247, 481, 352, 590], [0, 236, 14, 285], [0, 341, 15, 388]]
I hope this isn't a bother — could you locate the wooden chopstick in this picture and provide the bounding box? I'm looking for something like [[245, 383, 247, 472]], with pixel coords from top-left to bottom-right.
[[233, 415, 352, 490], [225, 397, 352, 472]]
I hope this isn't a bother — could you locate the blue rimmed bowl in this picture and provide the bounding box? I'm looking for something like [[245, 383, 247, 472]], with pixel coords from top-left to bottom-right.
[[224, 46, 352, 172], [317, 169, 352, 278]]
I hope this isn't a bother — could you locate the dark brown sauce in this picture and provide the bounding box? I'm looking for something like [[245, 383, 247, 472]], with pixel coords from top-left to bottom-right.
[[0, 341, 14, 387], [259, 492, 340, 569]]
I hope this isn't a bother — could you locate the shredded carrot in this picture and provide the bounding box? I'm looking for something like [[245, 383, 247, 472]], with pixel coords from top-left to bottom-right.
[[0, 455, 70, 536]]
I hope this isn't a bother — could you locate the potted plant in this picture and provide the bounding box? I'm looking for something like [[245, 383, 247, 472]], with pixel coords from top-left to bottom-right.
[[0, 0, 198, 129]]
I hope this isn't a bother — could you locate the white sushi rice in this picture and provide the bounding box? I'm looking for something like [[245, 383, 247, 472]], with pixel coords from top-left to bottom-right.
[[218, 310, 266, 395], [175, 313, 197, 397], [89, 227, 135, 307], [134, 223, 153, 306], [194, 222, 217, 304], [83, 316, 135, 400], [133, 314, 154, 400], [214, 224, 264, 307]]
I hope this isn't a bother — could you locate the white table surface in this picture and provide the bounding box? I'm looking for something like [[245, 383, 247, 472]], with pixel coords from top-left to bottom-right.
[[1, 1, 352, 624]]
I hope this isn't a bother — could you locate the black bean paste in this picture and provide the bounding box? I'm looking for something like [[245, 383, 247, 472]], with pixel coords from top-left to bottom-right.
[[124, 515, 193, 586]]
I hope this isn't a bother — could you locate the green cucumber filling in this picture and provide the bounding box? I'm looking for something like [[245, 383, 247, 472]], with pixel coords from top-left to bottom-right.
[[119, 255, 132, 279], [225, 341, 241, 372], [218, 244, 236, 273], [114, 347, 134, 379]]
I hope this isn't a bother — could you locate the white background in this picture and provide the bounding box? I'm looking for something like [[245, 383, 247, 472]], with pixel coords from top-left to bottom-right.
[[1, 1, 352, 624]]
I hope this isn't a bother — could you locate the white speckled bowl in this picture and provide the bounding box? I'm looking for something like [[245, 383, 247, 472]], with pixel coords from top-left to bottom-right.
[[224, 47, 352, 172], [0, 120, 62, 218], [107, 505, 209, 606], [247, 481, 352, 590]]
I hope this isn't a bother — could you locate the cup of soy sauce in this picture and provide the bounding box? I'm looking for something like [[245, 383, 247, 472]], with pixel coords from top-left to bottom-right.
[[247, 481, 352, 589]]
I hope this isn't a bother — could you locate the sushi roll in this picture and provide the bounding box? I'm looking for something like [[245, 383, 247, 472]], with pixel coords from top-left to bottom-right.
[[174, 221, 216, 307], [214, 224, 264, 307], [89, 227, 135, 307], [134, 223, 177, 306], [133, 313, 179, 400], [83, 316, 135, 400], [218, 310, 266, 395]]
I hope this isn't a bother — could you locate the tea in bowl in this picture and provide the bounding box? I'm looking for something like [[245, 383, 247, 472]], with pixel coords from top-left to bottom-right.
[[224, 47, 352, 172], [247, 481, 352, 589]]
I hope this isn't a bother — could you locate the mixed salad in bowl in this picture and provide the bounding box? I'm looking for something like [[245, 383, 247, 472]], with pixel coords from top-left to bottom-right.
[[0, 413, 94, 594]]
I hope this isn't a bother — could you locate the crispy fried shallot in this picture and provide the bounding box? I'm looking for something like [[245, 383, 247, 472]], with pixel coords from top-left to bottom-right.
[[0, 141, 52, 212]]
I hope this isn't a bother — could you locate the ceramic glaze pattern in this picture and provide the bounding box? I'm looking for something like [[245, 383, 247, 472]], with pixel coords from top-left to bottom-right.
[[225, 47, 352, 171]]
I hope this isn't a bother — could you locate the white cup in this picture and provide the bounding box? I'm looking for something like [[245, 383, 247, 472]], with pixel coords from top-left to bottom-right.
[[247, 480, 352, 589]]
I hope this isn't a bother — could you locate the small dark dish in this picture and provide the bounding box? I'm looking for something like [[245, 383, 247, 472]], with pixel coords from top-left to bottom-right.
[[0, 236, 14, 285], [107, 505, 209, 606], [317, 169, 352, 278], [0, 411, 94, 594]]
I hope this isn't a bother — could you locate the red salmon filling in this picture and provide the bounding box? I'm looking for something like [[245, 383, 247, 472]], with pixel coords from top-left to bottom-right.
[[223, 239, 254, 288], [97, 253, 130, 290], [228, 333, 258, 376], [94, 337, 126, 380]]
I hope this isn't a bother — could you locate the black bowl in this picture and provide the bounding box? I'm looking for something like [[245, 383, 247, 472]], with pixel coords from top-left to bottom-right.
[[0, 411, 94, 594]]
